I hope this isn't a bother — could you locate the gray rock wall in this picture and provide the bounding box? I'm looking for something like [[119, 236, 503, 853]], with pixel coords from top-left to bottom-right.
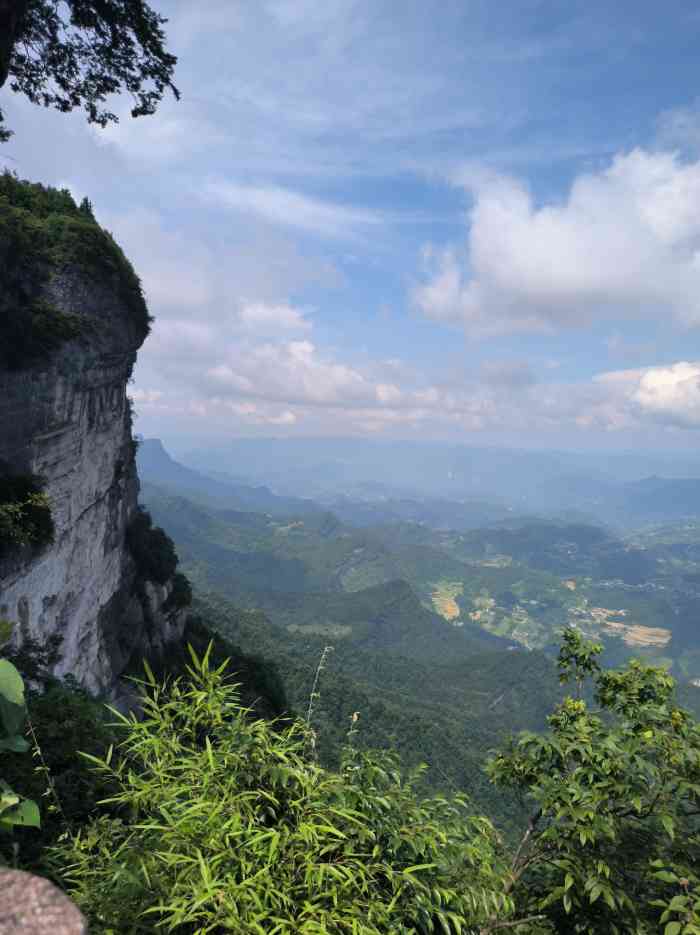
[[0, 267, 186, 701]]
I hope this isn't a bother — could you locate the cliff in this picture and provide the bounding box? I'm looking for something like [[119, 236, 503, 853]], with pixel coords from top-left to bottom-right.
[[0, 174, 187, 702]]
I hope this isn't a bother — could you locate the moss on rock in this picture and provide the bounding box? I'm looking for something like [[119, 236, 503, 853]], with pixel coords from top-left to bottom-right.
[[0, 172, 151, 370]]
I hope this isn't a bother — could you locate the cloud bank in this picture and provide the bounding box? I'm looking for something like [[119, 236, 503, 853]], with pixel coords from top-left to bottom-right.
[[414, 149, 700, 337]]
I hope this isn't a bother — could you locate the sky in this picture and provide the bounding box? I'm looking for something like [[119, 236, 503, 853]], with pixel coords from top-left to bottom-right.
[[3, 0, 700, 451]]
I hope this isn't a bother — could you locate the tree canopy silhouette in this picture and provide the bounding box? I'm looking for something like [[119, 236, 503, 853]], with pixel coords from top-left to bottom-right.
[[0, 0, 179, 141]]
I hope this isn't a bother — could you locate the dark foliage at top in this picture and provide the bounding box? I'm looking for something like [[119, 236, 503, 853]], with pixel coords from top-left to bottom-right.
[[126, 506, 179, 585], [0, 0, 178, 141], [0, 172, 151, 368], [0, 466, 54, 557]]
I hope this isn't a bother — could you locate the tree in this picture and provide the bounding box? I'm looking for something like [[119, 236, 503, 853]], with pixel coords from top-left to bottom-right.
[[486, 627, 700, 934], [0, 0, 179, 142]]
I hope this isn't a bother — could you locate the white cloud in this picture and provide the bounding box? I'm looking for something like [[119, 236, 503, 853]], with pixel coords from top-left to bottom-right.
[[375, 383, 403, 404], [203, 180, 384, 239], [89, 96, 223, 167], [238, 302, 312, 333], [414, 148, 700, 336], [219, 400, 299, 426], [131, 347, 700, 441], [205, 340, 374, 407], [596, 361, 700, 428], [479, 359, 537, 388], [129, 388, 163, 404]]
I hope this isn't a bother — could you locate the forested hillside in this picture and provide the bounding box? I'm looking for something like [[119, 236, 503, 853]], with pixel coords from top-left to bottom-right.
[[140, 461, 700, 687]]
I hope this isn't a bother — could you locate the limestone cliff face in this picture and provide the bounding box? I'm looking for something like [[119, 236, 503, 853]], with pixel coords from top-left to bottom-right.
[[0, 216, 186, 702]]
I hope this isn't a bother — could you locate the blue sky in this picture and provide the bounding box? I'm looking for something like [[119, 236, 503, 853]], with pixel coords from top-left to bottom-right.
[[3, 0, 700, 449]]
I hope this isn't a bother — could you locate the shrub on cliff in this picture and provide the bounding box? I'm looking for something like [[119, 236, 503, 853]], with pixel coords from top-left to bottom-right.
[[126, 506, 179, 585], [0, 469, 53, 558], [162, 572, 193, 613], [0, 171, 151, 369]]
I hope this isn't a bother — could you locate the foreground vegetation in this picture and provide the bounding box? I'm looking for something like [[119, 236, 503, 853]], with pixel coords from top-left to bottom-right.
[[190, 590, 560, 832], [1, 622, 699, 933]]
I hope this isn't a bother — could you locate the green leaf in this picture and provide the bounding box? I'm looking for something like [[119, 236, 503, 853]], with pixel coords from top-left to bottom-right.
[[0, 734, 29, 752], [664, 923, 681, 935], [0, 659, 25, 706], [0, 788, 20, 814], [653, 871, 679, 884], [403, 864, 437, 875], [661, 814, 675, 840], [0, 797, 40, 829], [0, 696, 25, 740]]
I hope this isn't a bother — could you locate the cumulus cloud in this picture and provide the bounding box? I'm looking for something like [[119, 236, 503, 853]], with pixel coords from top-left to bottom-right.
[[596, 361, 700, 428], [206, 340, 374, 407], [94, 178, 700, 440], [414, 149, 700, 336]]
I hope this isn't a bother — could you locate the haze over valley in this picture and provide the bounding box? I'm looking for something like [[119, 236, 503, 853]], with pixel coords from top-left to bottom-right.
[[137, 435, 700, 806]]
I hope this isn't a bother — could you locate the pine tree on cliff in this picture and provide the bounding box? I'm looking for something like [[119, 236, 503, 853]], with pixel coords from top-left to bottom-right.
[[0, 0, 179, 142]]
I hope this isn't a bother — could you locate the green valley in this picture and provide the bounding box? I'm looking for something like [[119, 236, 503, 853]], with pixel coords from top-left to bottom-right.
[[141, 475, 700, 684]]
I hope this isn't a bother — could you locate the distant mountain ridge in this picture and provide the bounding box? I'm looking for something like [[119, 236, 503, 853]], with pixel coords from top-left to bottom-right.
[[137, 438, 322, 516], [150, 436, 700, 531]]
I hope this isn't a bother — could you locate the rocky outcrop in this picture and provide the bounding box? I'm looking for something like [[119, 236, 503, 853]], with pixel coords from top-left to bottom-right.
[[0, 183, 187, 703], [0, 869, 87, 935]]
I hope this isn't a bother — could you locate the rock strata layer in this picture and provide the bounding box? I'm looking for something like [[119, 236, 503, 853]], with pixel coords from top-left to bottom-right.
[[0, 264, 186, 701]]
